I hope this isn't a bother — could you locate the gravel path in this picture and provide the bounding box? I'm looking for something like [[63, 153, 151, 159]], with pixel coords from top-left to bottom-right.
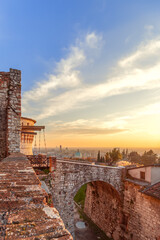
[[74, 205, 102, 240]]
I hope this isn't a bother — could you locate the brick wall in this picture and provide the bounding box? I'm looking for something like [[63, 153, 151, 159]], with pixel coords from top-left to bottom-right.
[[0, 69, 21, 160], [84, 181, 123, 240], [123, 181, 160, 240], [0, 72, 9, 160], [84, 180, 160, 240], [27, 154, 56, 169]]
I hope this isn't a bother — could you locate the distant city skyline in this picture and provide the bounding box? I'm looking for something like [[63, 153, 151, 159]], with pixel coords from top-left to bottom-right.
[[1, 0, 160, 148]]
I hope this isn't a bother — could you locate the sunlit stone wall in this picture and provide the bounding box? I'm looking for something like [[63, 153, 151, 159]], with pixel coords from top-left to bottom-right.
[[84, 181, 123, 239]]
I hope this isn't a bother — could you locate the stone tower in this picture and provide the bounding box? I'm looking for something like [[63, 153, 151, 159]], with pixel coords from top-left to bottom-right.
[[0, 68, 21, 160], [21, 117, 45, 155]]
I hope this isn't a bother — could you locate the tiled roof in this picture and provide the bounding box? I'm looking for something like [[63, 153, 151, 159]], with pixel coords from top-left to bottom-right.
[[141, 181, 160, 200], [0, 153, 72, 240]]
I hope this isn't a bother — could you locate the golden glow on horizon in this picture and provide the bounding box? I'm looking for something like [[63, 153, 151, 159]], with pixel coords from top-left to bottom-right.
[[44, 132, 160, 148], [27, 34, 160, 150], [37, 107, 160, 149]]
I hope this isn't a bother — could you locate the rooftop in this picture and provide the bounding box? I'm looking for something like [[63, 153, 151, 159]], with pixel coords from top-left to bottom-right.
[[126, 164, 160, 170], [21, 117, 37, 124], [141, 181, 160, 200]]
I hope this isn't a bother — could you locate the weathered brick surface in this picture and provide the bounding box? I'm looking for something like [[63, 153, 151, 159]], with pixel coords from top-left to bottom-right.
[[84, 181, 123, 240], [83, 180, 160, 240], [123, 180, 160, 240], [0, 69, 21, 160], [27, 154, 56, 168], [51, 160, 125, 236], [0, 153, 73, 240], [0, 72, 10, 160], [7, 69, 21, 155]]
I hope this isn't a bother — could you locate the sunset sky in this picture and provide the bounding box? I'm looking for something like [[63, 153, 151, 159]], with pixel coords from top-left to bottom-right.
[[1, 0, 160, 148]]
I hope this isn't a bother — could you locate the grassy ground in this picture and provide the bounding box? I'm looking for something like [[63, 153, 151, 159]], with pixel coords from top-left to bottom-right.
[[74, 184, 87, 209]]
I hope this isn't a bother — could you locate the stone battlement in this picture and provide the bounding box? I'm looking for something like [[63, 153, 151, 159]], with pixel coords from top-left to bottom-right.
[[27, 154, 56, 168]]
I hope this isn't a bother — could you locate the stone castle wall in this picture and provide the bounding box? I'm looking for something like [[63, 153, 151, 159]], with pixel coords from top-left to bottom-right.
[[0, 71, 9, 160], [84, 181, 123, 240], [123, 181, 160, 240], [51, 160, 125, 236], [84, 180, 160, 240], [0, 69, 21, 160]]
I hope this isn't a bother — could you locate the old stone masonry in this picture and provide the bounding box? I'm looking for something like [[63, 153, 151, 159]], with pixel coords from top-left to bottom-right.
[[49, 159, 160, 240], [51, 159, 125, 236]]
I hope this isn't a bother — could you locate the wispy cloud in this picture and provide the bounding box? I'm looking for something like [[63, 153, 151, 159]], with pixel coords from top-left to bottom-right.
[[36, 63, 160, 119], [46, 99, 160, 137], [23, 47, 85, 102], [119, 36, 160, 67], [104, 99, 160, 134], [23, 33, 160, 121], [23, 32, 102, 104], [47, 118, 127, 136]]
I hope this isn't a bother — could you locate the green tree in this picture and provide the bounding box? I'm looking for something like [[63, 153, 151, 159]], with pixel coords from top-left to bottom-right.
[[122, 149, 126, 158], [101, 156, 105, 162], [97, 150, 101, 162], [129, 151, 141, 163], [105, 148, 122, 165], [105, 152, 110, 163], [109, 148, 122, 164], [141, 149, 157, 165]]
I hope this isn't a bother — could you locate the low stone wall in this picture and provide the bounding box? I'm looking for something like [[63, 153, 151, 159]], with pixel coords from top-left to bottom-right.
[[27, 154, 56, 169]]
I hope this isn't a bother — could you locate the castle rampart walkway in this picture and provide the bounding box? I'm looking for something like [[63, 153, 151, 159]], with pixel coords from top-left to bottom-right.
[[0, 154, 72, 239]]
